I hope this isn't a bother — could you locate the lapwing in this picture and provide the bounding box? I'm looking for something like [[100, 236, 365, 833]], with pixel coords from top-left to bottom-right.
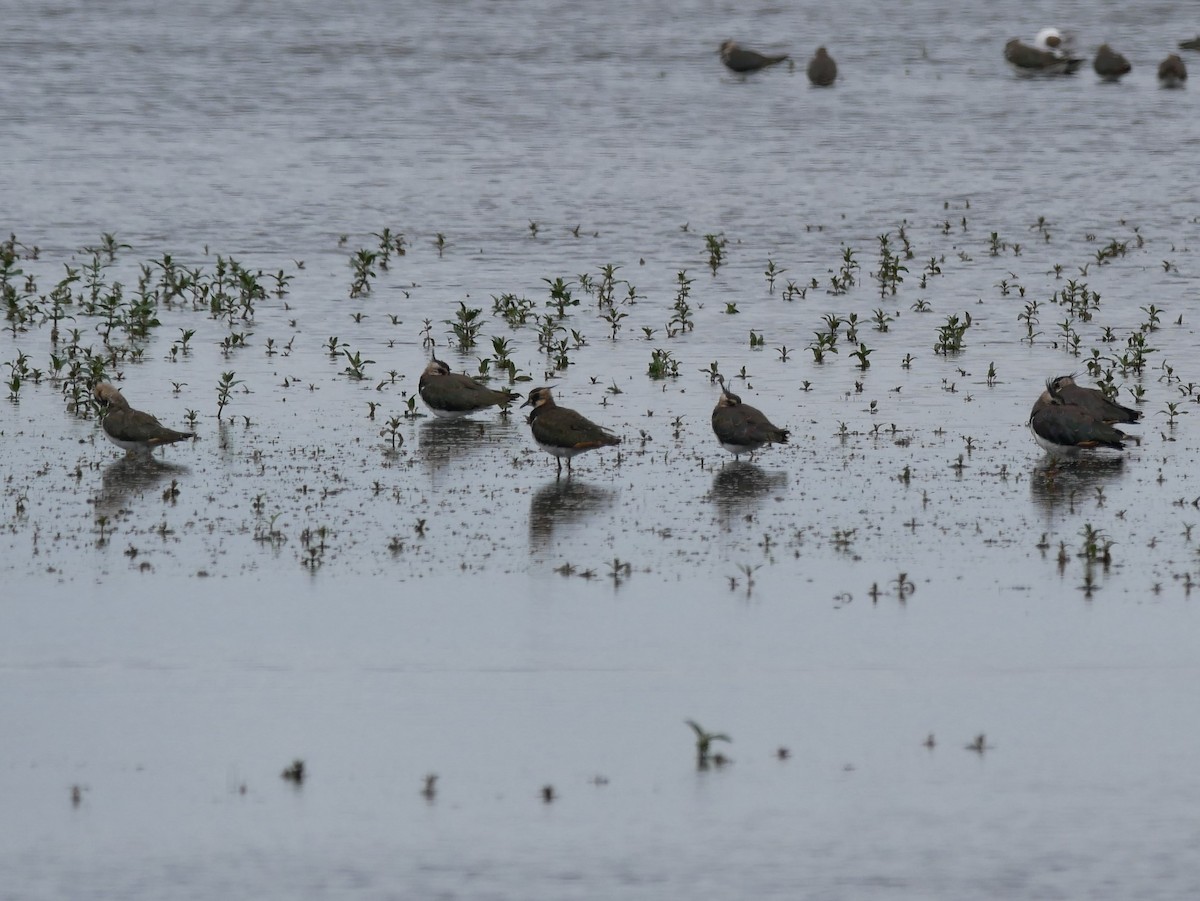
[[1093, 44, 1132, 81], [418, 358, 518, 418], [1004, 33, 1083, 76], [720, 40, 788, 74], [1158, 53, 1188, 88], [1028, 378, 1136, 458], [711, 377, 789, 460], [522, 387, 620, 476], [1040, 374, 1141, 424], [94, 383, 197, 457], [806, 47, 837, 86]]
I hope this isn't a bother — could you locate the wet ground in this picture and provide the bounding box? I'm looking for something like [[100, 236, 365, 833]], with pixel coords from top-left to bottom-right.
[[3, 0, 1200, 897]]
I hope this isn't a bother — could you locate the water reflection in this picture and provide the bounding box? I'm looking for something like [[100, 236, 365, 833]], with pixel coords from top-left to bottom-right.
[[94, 456, 190, 519], [418, 417, 517, 473], [529, 478, 617, 549], [1028, 456, 1126, 517], [709, 462, 788, 526]]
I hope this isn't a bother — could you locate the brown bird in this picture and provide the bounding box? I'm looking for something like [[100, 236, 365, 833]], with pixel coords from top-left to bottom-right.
[[720, 40, 788, 74], [522, 387, 620, 476], [1093, 44, 1131, 81], [418, 358, 518, 419], [1028, 378, 1135, 458], [1158, 53, 1188, 88], [1004, 37, 1083, 76], [711, 377, 789, 460], [806, 47, 837, 86], [94, 383, 196, 457], [1034, 375, 1141, 424]]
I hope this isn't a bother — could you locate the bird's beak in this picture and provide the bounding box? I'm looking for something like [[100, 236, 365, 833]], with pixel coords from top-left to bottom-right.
[[521, 394, 534, 408]]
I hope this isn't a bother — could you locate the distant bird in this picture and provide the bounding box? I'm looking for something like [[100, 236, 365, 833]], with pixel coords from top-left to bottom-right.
[[1028, 378, 1136, 458], [1179, 36, 1200, 52], [1004, 29, 1083, 76], [1035, 375, 1141, 424], [711, 377, 789, 460], [94, 383, 196, 457], [1093, 44, 1132, 81], [418, 358, 518, 419], [522, 387, 620, 476], [806, 46, 837, 86], [720, 40, 788, 74], [1158, 53, 1188, 87]]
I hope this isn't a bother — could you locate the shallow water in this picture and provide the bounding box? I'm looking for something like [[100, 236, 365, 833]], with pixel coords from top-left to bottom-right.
[[3, 0, 1200, 898]]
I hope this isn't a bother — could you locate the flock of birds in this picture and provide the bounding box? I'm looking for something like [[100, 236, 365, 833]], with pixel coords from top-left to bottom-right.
[[92, 363, 1137, 479], [721, 28, 1199, 86], [1004, 27, 1190, 84], [720, 40, 837, 85]]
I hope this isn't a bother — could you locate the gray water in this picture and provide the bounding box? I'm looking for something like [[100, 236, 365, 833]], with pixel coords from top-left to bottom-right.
[[4, 0, 1200, 898]]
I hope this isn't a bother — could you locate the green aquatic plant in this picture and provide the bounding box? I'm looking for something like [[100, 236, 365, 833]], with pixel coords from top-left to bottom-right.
[[543, 276, 578, 318], [875, 233, 907, 297], [934, 313, 970, 355], [348, 248, 378, 297], [1160, 401, 1185, 427], [380, 415, 404, 449], [781, 280, 805, 302], [492, 292, 535, 326], [595, 263, 622, 307], [764, 259, 784, 294], [809, 332, 838, 363], [216, 371, 243, 420], [342, 349, 374, 381], [686, 719, 731, 769], [705, 233, 726, 273], [447, 300, 483, 350], [601, 306, 627, 339], [851, 342, 873, 370], [648, 348, 679, 379]]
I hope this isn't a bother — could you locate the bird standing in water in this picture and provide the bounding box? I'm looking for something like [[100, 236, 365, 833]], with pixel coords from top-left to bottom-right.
[[94, 383, 197, 457], [522, 387, 620, 476]]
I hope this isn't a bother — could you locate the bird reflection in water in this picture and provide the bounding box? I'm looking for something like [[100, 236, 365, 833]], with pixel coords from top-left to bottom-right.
[[529, 478, 617, 549], [94, 456, 189, 520], [417, 417, 516, 473], [710, 462, 788, 526], [1029, 456, 1126, 517]]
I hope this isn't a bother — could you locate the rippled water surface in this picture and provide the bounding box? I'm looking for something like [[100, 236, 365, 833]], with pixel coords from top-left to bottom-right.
[[3, 0, 1200, 898]]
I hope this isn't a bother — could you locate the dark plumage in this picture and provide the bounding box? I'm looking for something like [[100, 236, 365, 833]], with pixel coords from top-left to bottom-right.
[[418, 358, 518, 418], [720, 40, 788, 74], [806, 47, 837, 86], [1158, 53, 1188, 87], [1039, 375, 1141, 424], [1093, 44, 1131, 81], [1004, 38, 1083, 75], [522, 387, 620, 476], [94, 383, 196, 457], [1028, 377, 1137, 458], [1030, 404, 1130, 455], [711, 379, 789, 460]]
